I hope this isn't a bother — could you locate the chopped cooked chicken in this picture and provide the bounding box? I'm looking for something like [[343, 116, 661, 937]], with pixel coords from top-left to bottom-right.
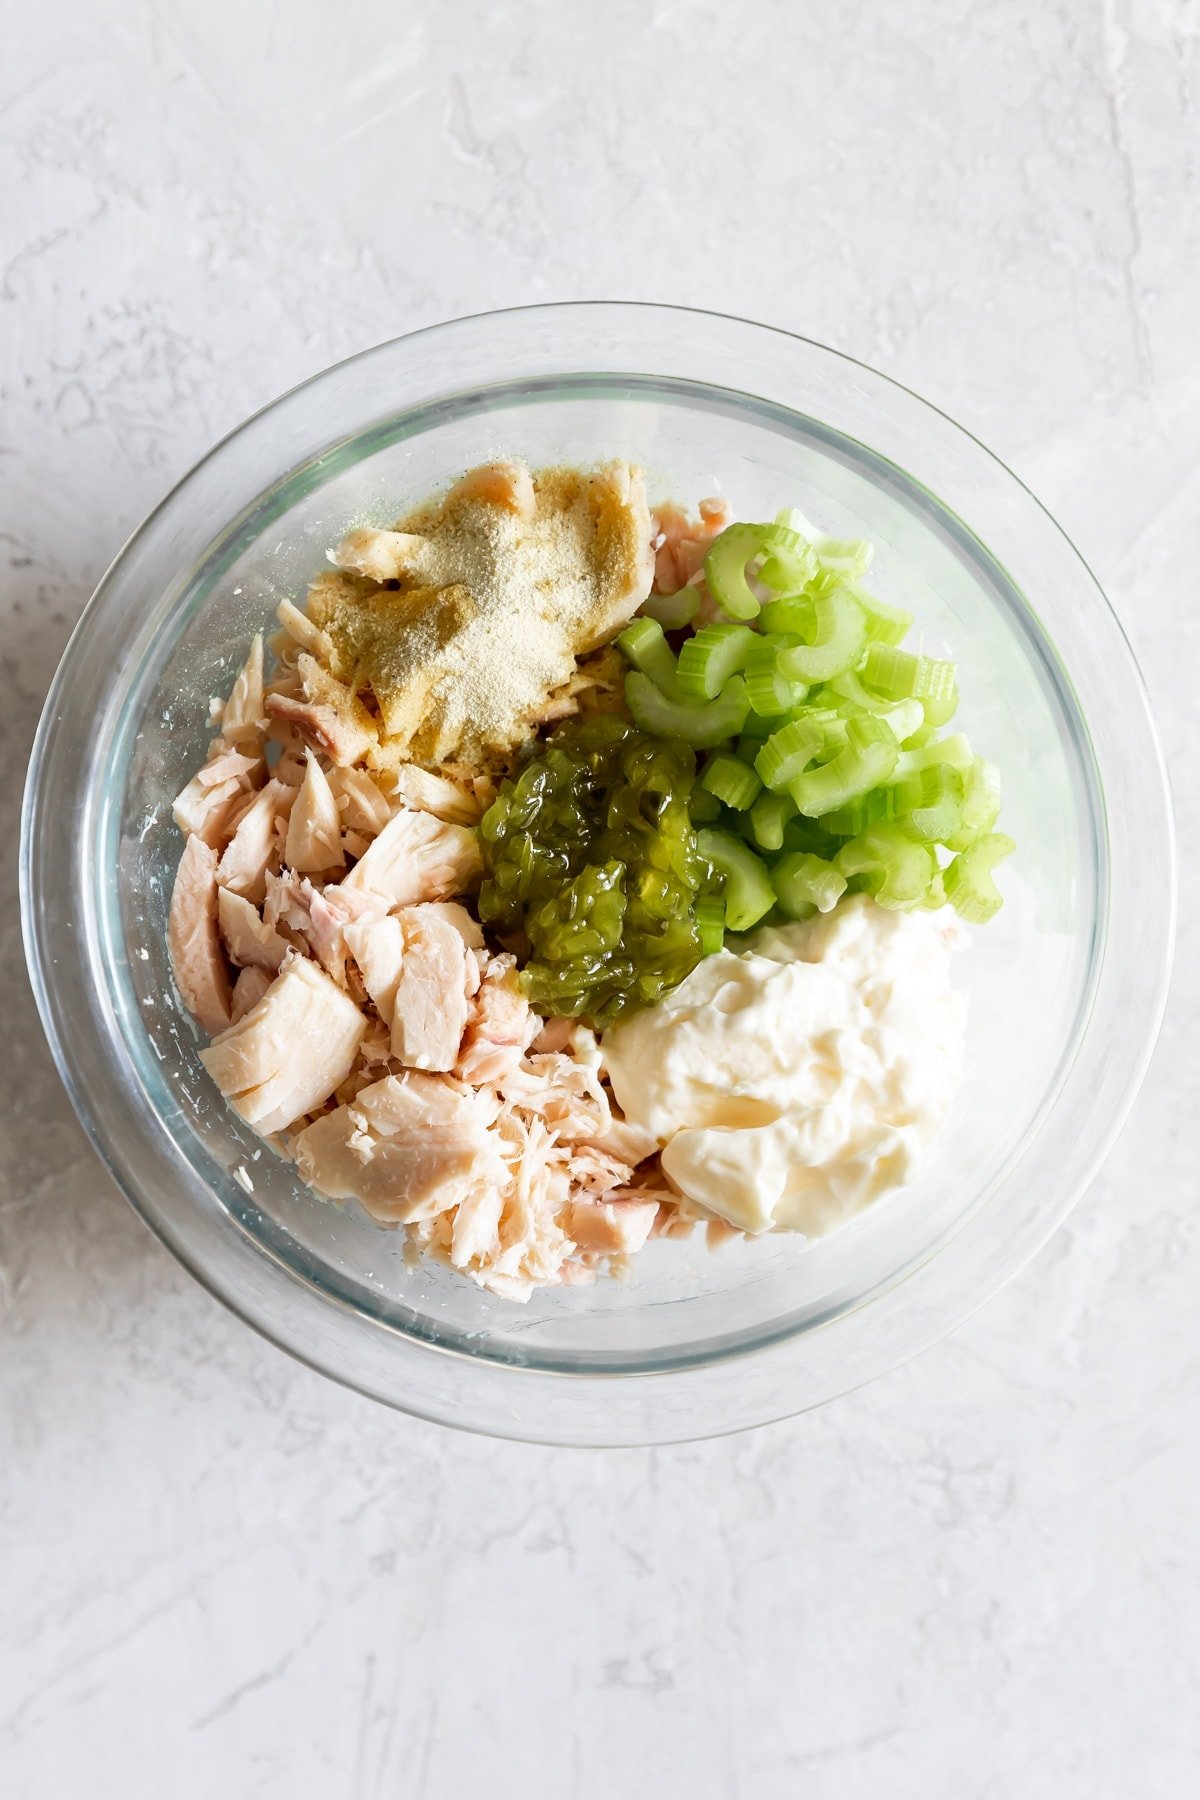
[[216, 779, 294, 904], [293, 1072, 504, 1222], [217, 887, 289, 972], [172, 745, 262, 846], [457, 958, 539, 1085], [219, 635, 268, 744], [199, 954, 366, 1136], [326, 766, 393, 838], [230, 963, 273, 1023], [275, 597, 334, 663], [342, 914, 405, 1025], [168, 836, 232, 1034], [389, 906, 474, 1071], [339, 806, 482, 908], [390, 763, 488, 824], [266, 667, 376, 767], [566, 1198, 658, 1256], [284, 749, 345, 873]]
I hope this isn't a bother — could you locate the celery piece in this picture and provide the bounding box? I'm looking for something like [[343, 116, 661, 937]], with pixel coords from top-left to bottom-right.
[[777, 587, 870, 684], [789, 716, 900, 817], [702, 752, 763, 811], [835, 825, 938, 910], [625, 672, 750, 748], [773, 851, 848, 918], [677, 623, 757, 701], [944, 832, 1015, 922], [697, 829, 776, 931]]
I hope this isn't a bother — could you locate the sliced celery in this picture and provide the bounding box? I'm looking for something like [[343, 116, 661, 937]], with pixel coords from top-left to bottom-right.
[[616, 618, 683, 699], [704, 523, 815, 621], [677, 623, 757, 701], [760, 595, 817, 636], [823, 785, 904, 838], [773, 851, 848, 918], [944, 832, 1015, 922], [695, 894, 727, 955], [835, 825, 937, 909], [744, 637, 809, 717], [890, 731, 974, 783], [789, 716, 900, 818], [777, 587, 870, 683], [945, 759, 1001, 849], [748, 789, 796, 852], [689, 786, 723, 824], [862, 644, 958, 707], [625, 672, 750, 748], [702, 752, 762, 811], [754, 717, 828, 792], [640, 587, 701, 629], [896, 764, 966, 844], [697, 828, 776, 931]]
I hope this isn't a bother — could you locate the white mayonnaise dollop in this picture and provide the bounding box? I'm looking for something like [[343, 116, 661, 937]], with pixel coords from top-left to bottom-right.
[[600, 895, 966, 1236]]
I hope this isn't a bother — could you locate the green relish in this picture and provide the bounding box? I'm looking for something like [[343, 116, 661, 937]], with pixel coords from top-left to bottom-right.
[[478, 714, 708, 1027]]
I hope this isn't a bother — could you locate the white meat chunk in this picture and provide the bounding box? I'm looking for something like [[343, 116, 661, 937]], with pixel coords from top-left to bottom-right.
[[326, 766, 392, 838], [389, 906, 473, 1071], [390, 764, 489, 826], [566, 1198, 659, 1256], [230, 964, 273, 1023], [217, 887, 289, 972], [168, 836, 232, 1035], [342, 914, 405, 1026], [216, 779, 294, 905], [172, 746, 262, 846], [456, 960, 538, 1085], [339, 806, 482, 908], [219, 635, 267, 743], [293, 1072, 504, 1223], [199, 954, 366, 1136], [331, 527, 433, 584], [284, 749, 345, 872]]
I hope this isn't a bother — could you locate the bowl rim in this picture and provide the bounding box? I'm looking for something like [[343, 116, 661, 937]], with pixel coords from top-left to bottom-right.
[[20, 300, 1177, 1445]]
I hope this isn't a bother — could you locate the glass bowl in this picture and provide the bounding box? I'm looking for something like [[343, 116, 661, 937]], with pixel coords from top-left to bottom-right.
[[21, 303, 1174, 1445]]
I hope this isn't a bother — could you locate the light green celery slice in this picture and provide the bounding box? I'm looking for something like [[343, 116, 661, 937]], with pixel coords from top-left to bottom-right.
[[701, 752, 762, 811], [624, 672, 750, 748], [697, 828, 776, 931], [772, 851, 847, 918], [615, 617, 684, 699], [677, 623, 757, 700], [760, 595, 817, 636], [862, 644, 958, 706], [944, 832, 1015, 922], [754, 716, 829, 792], [749, 789, 796, 852], [896, 764, 966, 843], [689, 785, 723, 824], [640, 587, 701, 629], [889, 731, 974, 783], [789, 716, 900, 817], [834, 824, 938, 909], [777, 587, 869, 683], [946, 758, 1002, 850], [694, 894, 727, 955], [704, 523, 815, 621]]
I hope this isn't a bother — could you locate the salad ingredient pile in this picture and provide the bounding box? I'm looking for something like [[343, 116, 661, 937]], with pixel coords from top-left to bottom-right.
[[167, 459, 1013, 1300]]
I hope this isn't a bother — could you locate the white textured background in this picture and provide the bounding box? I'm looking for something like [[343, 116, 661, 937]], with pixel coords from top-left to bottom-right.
[[2, 2, 1197, 1795]]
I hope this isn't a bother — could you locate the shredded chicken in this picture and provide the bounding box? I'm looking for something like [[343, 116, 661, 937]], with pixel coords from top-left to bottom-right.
[[168, 836, 232, 1035], [199, 954, 366, 1136]]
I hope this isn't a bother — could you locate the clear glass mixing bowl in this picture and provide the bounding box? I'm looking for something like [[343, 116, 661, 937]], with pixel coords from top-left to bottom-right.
[[20, 304, 1174, 1445]]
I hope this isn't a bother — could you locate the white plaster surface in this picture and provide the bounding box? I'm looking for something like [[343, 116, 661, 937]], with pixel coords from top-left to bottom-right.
[[2, 1, 1198, 1794]]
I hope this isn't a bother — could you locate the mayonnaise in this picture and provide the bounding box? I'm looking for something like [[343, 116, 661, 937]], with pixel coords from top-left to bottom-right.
[[600, 896, 966, 1237]]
